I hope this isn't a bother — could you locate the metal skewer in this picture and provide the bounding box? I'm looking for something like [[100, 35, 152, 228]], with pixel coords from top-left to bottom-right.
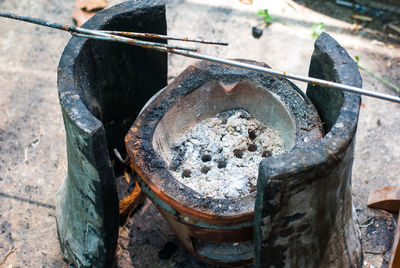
[[1, 11, 400, 104], [0, 11, 198, 52], [101, 30, 229, 46]]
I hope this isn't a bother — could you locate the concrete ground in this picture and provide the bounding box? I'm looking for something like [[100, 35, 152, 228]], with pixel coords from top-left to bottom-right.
[[0, 0, 399, 267]]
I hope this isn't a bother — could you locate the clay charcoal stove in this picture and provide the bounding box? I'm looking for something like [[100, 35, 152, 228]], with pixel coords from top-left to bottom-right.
[[125, 60, 323, 265], [52, 1, 364, 266]]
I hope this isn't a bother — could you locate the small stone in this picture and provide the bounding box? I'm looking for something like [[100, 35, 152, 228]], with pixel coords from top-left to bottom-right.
[[201, 154, 212, 162], [182, 169, 192, 178], [217, 160, 227, 169], [233, 149, 243, 158], [262, 150, 272, 157], [248, 144, 257, 152], [252, 26, 263, 38], [201, 166, 211, 174]]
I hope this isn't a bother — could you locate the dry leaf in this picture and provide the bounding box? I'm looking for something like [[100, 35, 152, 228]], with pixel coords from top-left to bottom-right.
[[76, 0, 108, 12]]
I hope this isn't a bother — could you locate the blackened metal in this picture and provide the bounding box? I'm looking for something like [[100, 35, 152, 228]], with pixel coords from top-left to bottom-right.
[[0, 11, 198, 52], [56, 1, 168, 267], [71, 32, 198, 51], [102, 30, 229, 45], [253, 32, 363, 268]]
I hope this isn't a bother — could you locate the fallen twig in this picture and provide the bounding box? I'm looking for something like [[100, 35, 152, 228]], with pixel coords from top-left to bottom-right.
[[388, 23, 400, 35], [0, 247, 17, 265], [352, 14, 373, 22], [359, 221, 374, 228], [364, 250, 384, 255]]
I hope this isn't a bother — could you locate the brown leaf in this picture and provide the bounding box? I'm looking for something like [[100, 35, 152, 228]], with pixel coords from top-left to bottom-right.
[[76, 0, 108, 12]]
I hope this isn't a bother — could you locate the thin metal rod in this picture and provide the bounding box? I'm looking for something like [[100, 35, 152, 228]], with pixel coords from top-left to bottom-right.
[[1, 11, 399, 103], [168, 49, 400, 103], [110, 39, 399, 103], [72, 33, 400, 103], [0, 11, 72, 31], [72, 32, 198, 51], [0, 11, 198, 52], [101, 30, 229, 46]]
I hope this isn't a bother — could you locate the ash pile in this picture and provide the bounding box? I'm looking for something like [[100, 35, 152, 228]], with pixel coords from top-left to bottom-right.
[[169, 108, 287, 199]]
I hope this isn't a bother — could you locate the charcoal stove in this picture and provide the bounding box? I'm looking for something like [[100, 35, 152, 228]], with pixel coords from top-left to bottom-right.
[[125, 60, 323, 265], [55, 1, 363, 267]]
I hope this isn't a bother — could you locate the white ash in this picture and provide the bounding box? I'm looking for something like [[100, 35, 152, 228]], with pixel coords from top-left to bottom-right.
[[169, 109, 287, 199]]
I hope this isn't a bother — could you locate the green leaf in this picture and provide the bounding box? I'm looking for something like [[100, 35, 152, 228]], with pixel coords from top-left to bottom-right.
[[354, 56, 360, 65], [257, 9, 274, 25], [311, 22, 325, 39]]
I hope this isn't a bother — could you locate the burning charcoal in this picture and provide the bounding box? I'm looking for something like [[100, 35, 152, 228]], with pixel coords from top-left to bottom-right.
[[182, 169, 192, 178], [233, 149, 244, 158], [218, 160, 227, 169], [248, 129, 257, 140], [201, 166, 211, 174], [248, 144, 257, 152], [262, 150, 272, 157], [201, 154, 212, 162]]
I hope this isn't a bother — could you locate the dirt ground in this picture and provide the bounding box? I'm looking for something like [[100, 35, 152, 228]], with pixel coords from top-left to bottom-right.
[[0, 0, 399, 267]]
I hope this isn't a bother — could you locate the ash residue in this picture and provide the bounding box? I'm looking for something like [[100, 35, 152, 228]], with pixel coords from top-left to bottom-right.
[[169, 109, 287, 199]]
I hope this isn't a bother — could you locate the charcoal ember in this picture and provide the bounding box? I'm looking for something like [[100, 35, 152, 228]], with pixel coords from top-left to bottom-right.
[[248, 144, 257, 152], [233, 149, 244, 158]]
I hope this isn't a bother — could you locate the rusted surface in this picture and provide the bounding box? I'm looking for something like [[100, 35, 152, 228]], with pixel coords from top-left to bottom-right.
[[118, 179, 145, 225], [367, 186, 400, 268], [131, 163, 254, 225], [102, 30, 229, 45], [390, 215, 400, 268], [157, 208, 253, 266], [367, 186, 400, 212]]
